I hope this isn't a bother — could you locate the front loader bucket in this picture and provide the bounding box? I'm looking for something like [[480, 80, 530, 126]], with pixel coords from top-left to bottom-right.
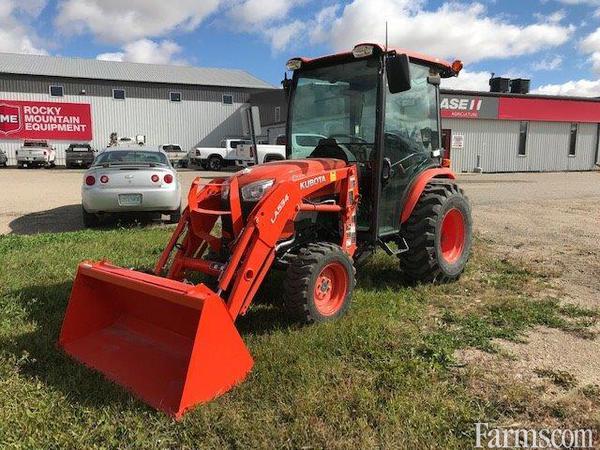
[[58, 261, 253, 418]]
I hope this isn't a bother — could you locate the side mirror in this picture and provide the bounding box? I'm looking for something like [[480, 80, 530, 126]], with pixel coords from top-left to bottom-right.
[[386, 53, 411, 94]]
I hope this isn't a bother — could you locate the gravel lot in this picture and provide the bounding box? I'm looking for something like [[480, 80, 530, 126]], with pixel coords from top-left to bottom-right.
[[0, 167, 226, 235]]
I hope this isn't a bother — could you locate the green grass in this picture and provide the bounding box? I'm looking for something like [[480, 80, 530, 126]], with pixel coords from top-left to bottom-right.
[[0, 229, 598, 448]]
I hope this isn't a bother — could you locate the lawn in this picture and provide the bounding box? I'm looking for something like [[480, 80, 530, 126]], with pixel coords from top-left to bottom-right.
[[0, 228, 598, 448]]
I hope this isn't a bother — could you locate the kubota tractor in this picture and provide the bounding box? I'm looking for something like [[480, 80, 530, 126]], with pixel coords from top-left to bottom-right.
[[59, 43, 472, 418]]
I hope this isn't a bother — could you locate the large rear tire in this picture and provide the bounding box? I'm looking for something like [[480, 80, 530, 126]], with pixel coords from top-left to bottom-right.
[[283, 242, 355, 323], [400, 181, 472, 283]]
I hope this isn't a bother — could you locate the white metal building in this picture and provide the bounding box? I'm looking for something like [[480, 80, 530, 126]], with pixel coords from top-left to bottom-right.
[[440, 90, 600, 173], [0, 52, 274, 165]]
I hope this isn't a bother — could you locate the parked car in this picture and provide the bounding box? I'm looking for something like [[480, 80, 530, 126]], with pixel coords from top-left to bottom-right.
[[191, 138, 251, 171], [66, 143, 95, 168], [81, 147, 181, 227], [159, 144, 188, 168], [0, 148, 7, 167], [16, 140, 56, 168], [236, 142, 285, 166]]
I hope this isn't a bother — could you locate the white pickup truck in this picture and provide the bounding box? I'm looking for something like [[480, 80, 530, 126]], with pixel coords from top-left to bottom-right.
[[16, 140, 56, 168], [191, 138, 251, 171], [235, 143, 286, 166]]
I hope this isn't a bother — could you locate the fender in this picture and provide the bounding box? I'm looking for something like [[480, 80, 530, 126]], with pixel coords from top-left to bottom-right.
[[400, 168, 456, 224]]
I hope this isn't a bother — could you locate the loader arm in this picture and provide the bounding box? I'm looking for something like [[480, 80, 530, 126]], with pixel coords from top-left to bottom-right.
[[159, 162, 358, 320]]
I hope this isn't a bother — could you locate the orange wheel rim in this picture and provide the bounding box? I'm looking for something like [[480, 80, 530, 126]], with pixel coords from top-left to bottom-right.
[[440, 208, 466, 264], [313, 262, 348, 316]]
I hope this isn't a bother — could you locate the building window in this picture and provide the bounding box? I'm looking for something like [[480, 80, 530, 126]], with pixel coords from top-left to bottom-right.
[[170, 92, 182, 102], [569, 123, 578, 157], [274, 106, 281, 123], [222, 94, 233, 105], [518, 121, 528, 156], [49, 85, 63, 97], [113, 89, 126, 100]]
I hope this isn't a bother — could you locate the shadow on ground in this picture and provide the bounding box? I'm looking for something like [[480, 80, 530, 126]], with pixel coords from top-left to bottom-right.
[[8, 204, 173, 235]]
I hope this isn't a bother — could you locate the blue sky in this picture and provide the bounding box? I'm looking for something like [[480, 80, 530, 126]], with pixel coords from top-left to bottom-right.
[[2, 0, 600, 95]]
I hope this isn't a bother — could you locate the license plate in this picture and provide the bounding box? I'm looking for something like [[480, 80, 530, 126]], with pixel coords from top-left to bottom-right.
[[118, 194, 142, 206]]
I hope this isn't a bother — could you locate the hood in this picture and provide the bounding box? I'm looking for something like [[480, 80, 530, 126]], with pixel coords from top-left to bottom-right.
[[234, 158, 347, 188]]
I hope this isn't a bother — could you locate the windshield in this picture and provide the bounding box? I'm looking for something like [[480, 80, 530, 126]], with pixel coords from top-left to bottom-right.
[[289, 58, 379, 161], [94, 151, 168, 166]]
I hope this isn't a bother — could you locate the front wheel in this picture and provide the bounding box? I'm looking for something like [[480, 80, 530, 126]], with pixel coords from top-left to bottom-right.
[[283, 242, 355, 323], [400, 181, 472, 283]]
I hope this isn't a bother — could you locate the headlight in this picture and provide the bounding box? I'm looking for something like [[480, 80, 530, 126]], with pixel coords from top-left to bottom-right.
[[241, 179, 274, 202]]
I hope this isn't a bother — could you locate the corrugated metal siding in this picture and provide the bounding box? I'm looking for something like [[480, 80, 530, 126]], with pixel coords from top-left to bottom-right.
[[442, 118, 599, 172], [0, 74, 263, 100], [0, 90, 249, 165], [571, 123, 598, 170], [442, 119, 523, 173]]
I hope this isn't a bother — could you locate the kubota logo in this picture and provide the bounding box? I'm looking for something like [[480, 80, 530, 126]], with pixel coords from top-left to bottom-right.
[[0, 104, 22, 135], [271, 194, 289, 224], [300, 175, 326, 190]]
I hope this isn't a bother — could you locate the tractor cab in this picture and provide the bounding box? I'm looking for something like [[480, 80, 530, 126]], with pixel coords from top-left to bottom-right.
[[284, 43, 462, 242]]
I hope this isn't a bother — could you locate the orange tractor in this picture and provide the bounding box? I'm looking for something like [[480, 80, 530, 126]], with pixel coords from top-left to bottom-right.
[[59, 44, 472, 418]]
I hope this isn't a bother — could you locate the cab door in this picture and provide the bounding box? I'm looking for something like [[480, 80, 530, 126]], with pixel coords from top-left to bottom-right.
[[377, 64, 440, 236]]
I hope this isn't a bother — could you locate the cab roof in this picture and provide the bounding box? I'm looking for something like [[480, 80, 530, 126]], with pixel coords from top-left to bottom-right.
[[293, 43, 457, 78]]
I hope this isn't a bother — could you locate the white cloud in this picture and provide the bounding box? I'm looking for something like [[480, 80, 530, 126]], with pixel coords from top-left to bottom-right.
[[56, 0, 222, 44], [531, 55, 563, 70], [581, 27, 600, 72], [311, 0, 573, 64], [309, 5, 340, 45], [229, 0, 304, 26], [533, 79, 600, 97], [97, 39, 185, 64], [0, 0, 48, 54], [263, 21, 306, 52], [442, 69, 492, 91]]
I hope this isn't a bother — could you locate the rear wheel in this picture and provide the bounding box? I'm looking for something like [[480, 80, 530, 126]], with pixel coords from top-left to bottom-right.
[[284, 242, 355, 323], [207, 155, 223, 171], [400, 181, 472, 283]]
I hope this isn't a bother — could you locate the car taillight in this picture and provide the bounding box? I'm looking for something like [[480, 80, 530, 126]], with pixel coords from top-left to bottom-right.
[[151, 174, 159, 183], [15, 150, 18, 155], [85, 175, 95, 186], [100, 175, 109, 184], [164, 174, 173, 184], [43, 151, 47, 156], [250, 145, 255, 157]]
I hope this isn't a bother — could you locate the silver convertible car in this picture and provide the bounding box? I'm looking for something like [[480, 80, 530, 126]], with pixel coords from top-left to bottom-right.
[[81, 147, 181, 227]]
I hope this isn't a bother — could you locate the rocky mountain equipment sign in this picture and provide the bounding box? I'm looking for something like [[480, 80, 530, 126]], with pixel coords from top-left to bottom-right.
[[0, 100, 92, 140]]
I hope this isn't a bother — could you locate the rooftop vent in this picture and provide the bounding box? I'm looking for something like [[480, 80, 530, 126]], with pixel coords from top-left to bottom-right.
[[489, 77, 510, 93], [510, 78, 530, 95]]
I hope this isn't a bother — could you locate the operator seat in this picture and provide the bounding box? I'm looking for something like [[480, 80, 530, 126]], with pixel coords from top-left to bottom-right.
[[308, 138, 350, 164]]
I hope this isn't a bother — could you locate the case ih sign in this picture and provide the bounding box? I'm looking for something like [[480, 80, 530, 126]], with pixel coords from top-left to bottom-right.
[[0, 100, 92, 140], [440, 94, 499, 120]]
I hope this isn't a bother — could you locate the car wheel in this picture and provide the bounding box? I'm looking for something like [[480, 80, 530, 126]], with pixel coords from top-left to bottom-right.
[[168, 208, 182, 224], [207, 155, 223, 171], [82, 207, 100, 228]]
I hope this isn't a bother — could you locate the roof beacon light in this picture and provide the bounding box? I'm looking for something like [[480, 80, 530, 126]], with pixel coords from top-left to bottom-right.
[[451, 60, 464, 75], [352, 44, 375, 58], [286, 59, 302, 71]]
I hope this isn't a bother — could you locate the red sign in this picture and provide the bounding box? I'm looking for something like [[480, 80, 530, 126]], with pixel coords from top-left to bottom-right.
[[0, 100, 92, 141]]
